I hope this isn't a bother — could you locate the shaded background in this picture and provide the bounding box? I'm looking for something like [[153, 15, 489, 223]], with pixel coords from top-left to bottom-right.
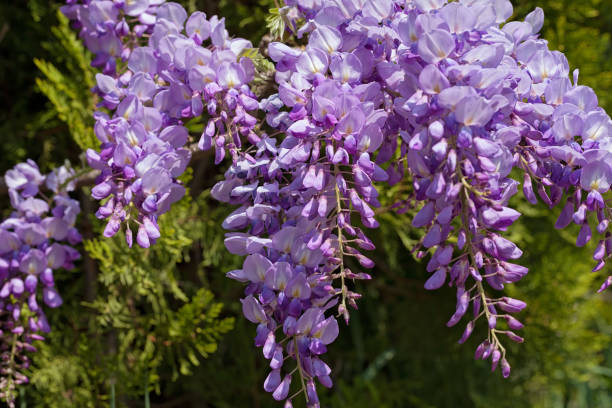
[[0, 1, 611, 407]]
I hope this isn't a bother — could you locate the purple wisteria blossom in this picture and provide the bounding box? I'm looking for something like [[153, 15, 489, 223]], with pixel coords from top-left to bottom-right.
[[61, 0, 167, 75], [367, 0, 612, 379], [217, 0, 612, 403], [64, 1, 259, 247], [0, 162, 81, 406]]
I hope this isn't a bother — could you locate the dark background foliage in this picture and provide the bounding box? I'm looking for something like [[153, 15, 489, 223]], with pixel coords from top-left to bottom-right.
[[0, 1, 610, 407]]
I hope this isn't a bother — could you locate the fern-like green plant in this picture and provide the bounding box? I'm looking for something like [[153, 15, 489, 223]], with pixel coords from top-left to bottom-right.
[[27, 191, 237, 406], [34, 10, 98, 151]]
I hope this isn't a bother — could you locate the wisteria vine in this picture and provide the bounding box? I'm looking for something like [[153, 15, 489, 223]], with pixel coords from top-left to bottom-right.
[[1, 0, 611, 406], [0, 162, 81, 406]]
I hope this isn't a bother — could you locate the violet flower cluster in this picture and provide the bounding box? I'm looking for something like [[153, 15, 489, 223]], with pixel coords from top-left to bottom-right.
[[0, 162, 81, 406], [64, 1, 260, 247], [213, 4, 403, 407], [363, 0, 611, 377], [217, 0, 612, 402]]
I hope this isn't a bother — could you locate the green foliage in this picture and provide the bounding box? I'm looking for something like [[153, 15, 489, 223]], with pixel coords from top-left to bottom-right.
[[241, 47, 277, 96], [27, 192, 237, 407], [265, 7, 288, 41], [217, 0, 276, 43], [241, 48, 276, 77], [34, 10, 98, 151], [28, 333, 98, 408], [0, 1, 69, 172]]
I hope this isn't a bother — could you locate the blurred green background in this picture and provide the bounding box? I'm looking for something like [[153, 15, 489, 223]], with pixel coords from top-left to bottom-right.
[[0, 1, 610, 407]]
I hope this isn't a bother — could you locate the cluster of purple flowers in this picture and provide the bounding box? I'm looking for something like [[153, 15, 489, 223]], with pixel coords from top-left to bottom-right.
[[213, 2, 405, 406], [64, 1, 260, 247], [59, 0, 612, 405], [0, 162, 81, 405], [61, 0, 165, 75], [216, 0, 612, 402], [371, 0, 612, 376]]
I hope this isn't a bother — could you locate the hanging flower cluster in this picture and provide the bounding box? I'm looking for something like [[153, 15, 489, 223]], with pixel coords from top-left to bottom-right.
[[0, 162, 81, 406], [216, 0, 612, 403], [213, 3, 401, 406], [63, 0, 260, 247], [376, 0, 612, 376]]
